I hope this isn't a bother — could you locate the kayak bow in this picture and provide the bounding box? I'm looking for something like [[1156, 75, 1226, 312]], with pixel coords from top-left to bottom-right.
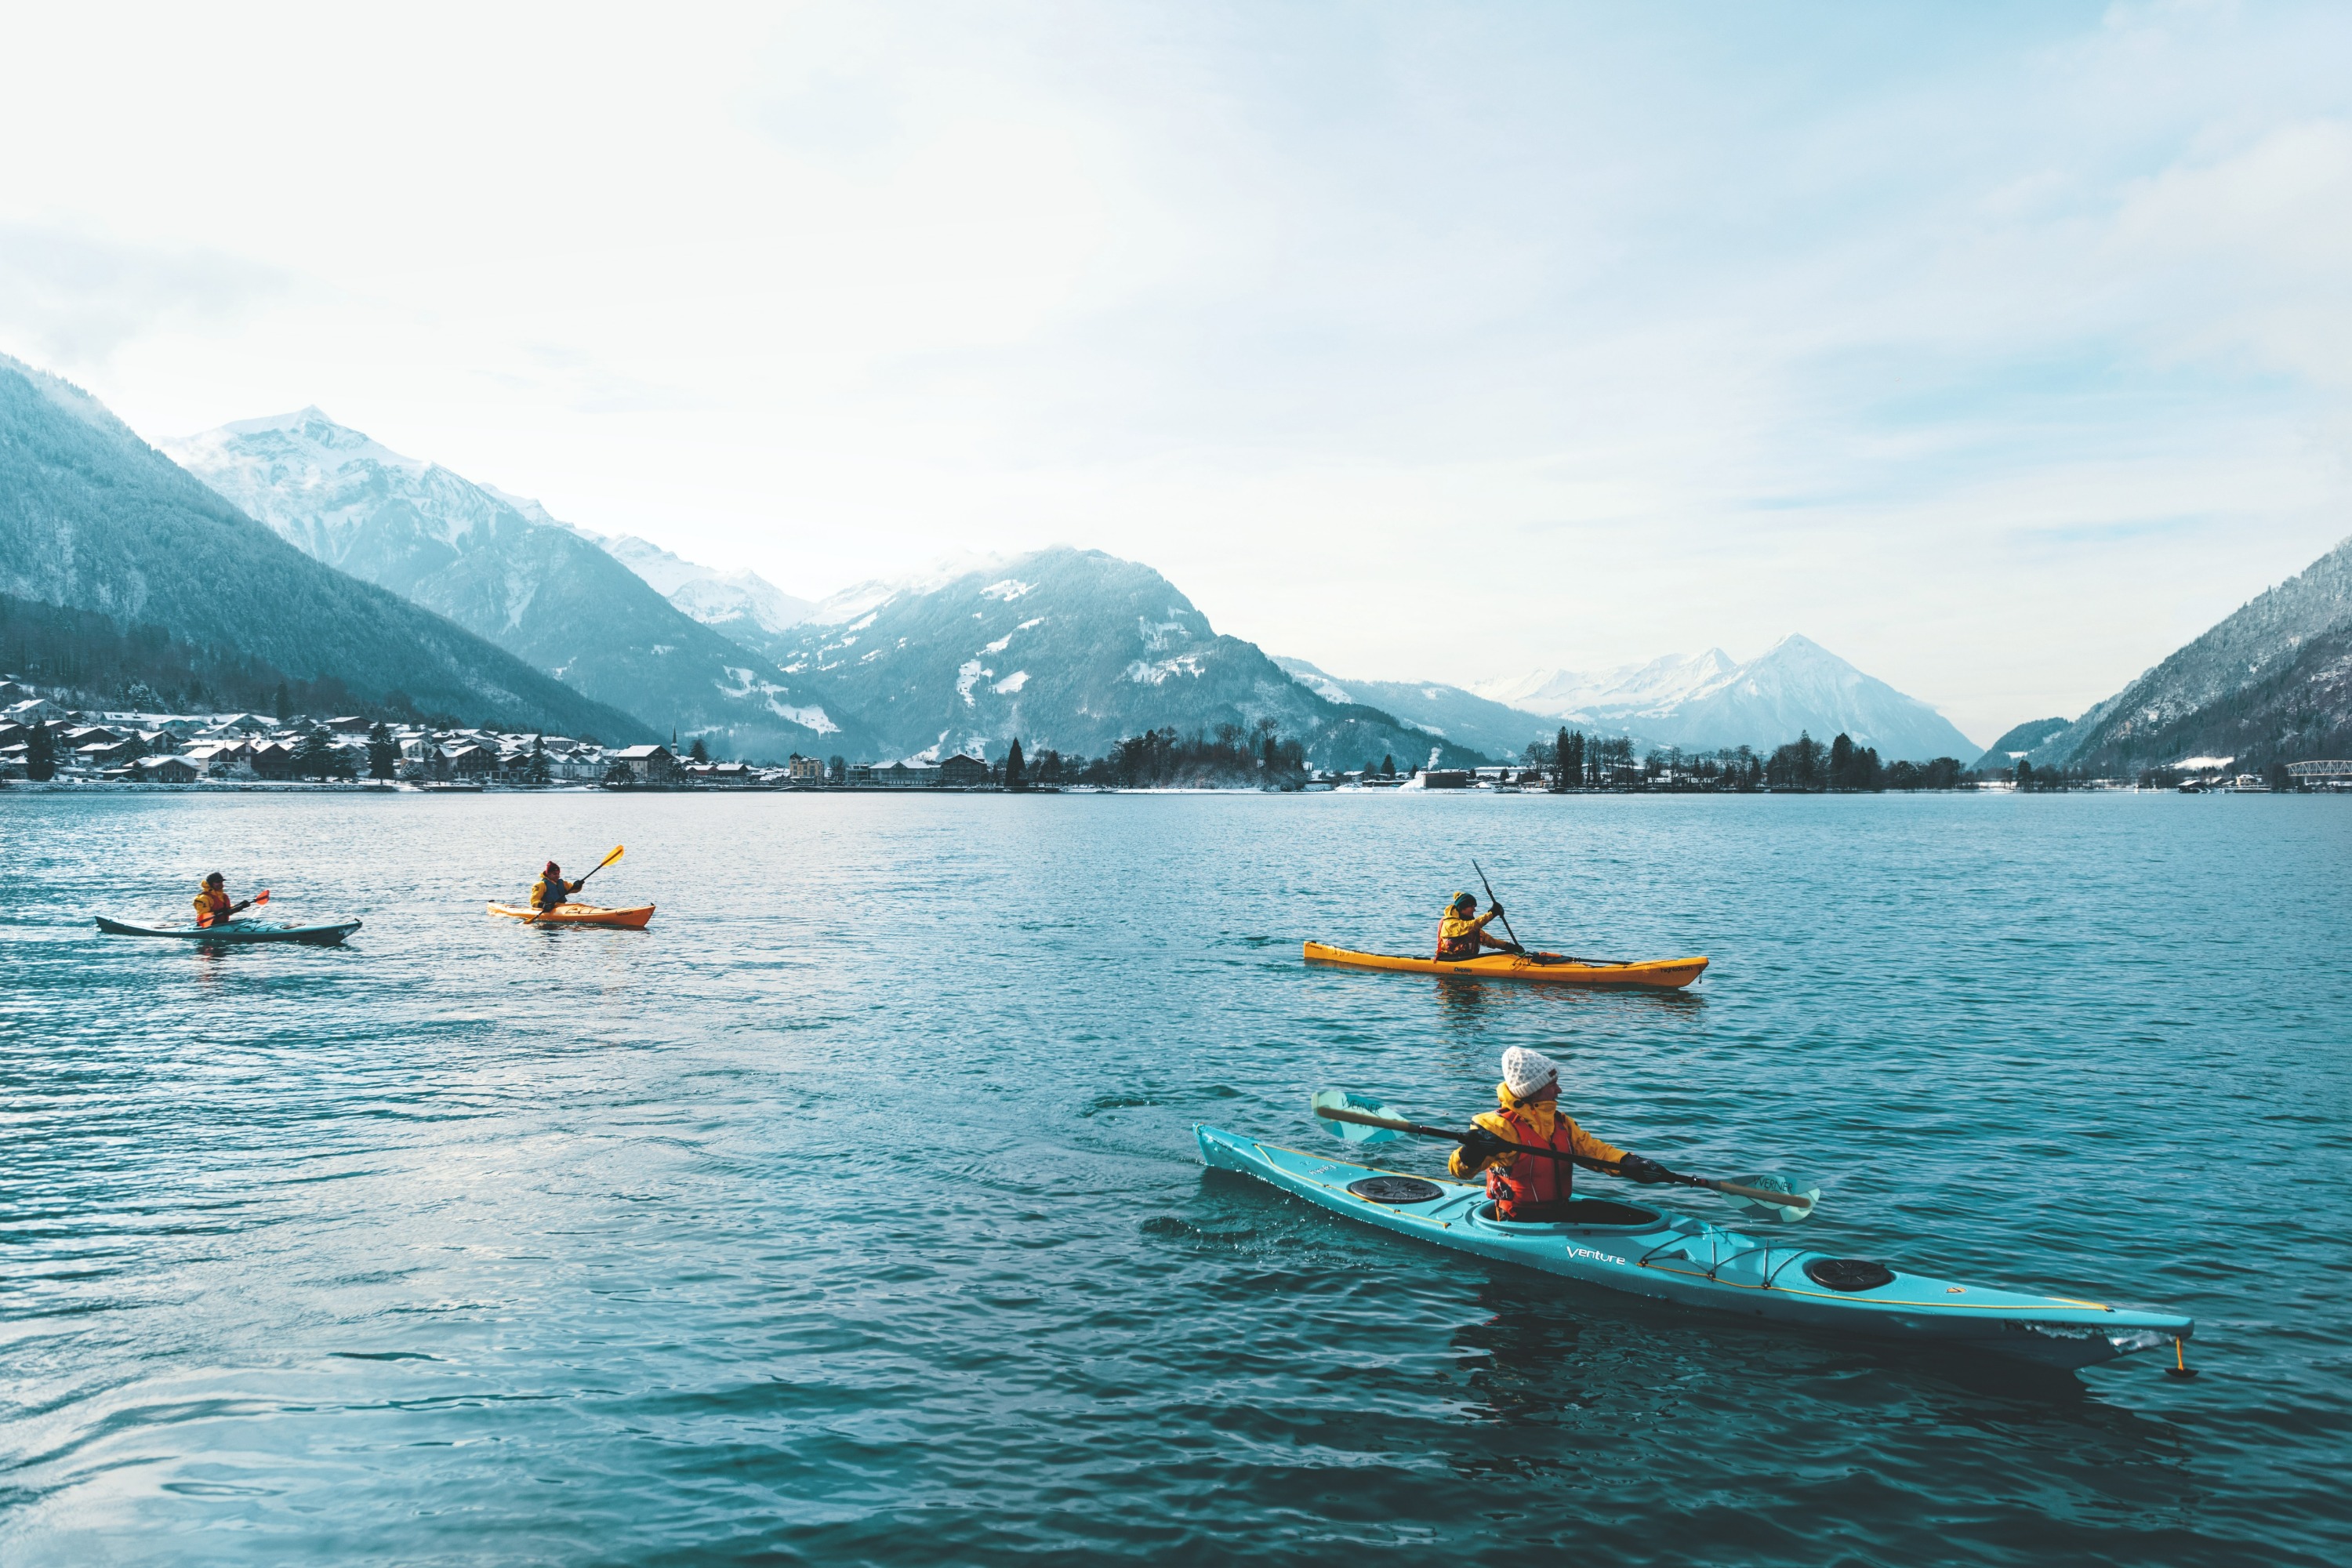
[[1196, 1125, 2190, 1370], [1305, 941, 1706, 989]]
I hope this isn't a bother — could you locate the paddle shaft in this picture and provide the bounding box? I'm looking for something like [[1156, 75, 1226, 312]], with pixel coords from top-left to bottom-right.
[[1471, 858, 1526, 952], [1310, 1105, 1811, 1211]]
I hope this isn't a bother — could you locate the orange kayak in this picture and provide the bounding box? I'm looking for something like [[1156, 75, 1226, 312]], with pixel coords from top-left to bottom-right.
[[1303, 940, 1705, 989], [488, 902, 657, 929]]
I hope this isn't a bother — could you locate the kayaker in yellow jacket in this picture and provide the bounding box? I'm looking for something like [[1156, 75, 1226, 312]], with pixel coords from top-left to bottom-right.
[[1450, 1047, 1668, 1221], [530, 861, 583, 913], [192, 872, 254, 928], [1436, 891, 1519, 961]]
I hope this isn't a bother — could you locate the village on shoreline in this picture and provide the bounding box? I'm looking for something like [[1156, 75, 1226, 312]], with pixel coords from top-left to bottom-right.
[[5, 678, 2340, 796]]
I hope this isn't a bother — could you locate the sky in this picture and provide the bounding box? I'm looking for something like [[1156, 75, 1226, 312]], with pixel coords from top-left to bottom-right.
[[5, 2, 2352, 745]]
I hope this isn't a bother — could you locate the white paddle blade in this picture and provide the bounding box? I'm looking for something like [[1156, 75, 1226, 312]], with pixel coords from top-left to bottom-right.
[[1722, 1174, 1820, 1225], [1309, 1089, 1408, 1144]]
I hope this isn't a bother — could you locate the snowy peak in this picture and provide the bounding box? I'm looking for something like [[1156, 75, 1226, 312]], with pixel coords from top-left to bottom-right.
[[1462, 635, 1973, 760], [1476, 648, 1737, 717], [597, 533, 815, 646], [165, 410, 513, 565]]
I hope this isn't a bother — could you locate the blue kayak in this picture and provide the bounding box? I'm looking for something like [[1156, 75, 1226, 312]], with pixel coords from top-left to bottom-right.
[[96, 915, 361, 946], [1196, 1125, 2191, 1370]]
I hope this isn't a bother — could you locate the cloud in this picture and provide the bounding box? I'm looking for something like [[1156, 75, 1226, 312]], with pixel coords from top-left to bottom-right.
[[0, 223, 286, 368]]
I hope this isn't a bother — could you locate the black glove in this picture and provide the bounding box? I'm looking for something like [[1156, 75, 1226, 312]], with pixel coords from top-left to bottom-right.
[[1487, 902, 1504, 919], [1617, 1154, 1670, 1185], [1459, 1129, 1512, 1163]]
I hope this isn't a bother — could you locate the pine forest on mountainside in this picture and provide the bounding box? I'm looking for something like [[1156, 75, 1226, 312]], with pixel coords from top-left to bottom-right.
[[2013, 532, 2352, 776], [0, 357, 647, 741]]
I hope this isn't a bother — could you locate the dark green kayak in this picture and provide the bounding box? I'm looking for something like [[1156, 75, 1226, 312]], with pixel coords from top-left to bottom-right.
[[95, 915, 361, 946]]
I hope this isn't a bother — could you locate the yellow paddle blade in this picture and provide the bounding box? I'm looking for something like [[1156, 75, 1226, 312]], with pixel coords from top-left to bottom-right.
[[597, 844, 625, 870]]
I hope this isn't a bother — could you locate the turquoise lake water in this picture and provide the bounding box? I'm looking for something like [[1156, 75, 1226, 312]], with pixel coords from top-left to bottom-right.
[[2, 789, 2347, 1565]]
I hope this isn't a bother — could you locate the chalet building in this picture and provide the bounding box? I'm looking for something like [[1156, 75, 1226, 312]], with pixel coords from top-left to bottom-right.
[[786, 754, 825, 782], [937, 753, 989, 787], [874, 760, 938, 788], [608, 744, 677, 783], [128, 754, 200, 784]]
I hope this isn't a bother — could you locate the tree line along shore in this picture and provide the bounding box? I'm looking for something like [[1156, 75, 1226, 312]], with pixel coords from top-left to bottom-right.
[[4, 677, 2331, 794]]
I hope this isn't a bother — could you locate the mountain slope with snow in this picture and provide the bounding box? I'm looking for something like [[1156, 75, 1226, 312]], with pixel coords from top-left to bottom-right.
[[2024, 532, 2352, 773], [166, 410, 862, 759], [0, 358, 645, 739], [1273, 657, 1565, 760], [1471, 637, 1973, 760], [776, 546, 1484, 770], [593, 534, 815, 663]]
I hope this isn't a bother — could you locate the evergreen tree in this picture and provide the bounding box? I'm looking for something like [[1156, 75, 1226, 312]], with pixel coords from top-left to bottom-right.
[[2016, 758, 2034, 789], [367, 721, 400, 781], [1552, 726, 1572, 792], [25, 721, 56, 781], [1830, 732, 1856, 789], [292, 725, 335, 780], [1005, 736, 1025, 789], [525, 735, 552, 786], [827, 755, 846, 784], [688, 735, 710, 764], [1381, 753, 1395, 777], [274, 681, 292, 721]]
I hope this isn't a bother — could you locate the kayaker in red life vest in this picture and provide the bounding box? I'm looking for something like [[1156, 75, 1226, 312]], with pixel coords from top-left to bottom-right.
[[1436, 891, 1519, 960], [192, 872, 254, 928], [531, 862, 583, 913], [1450, 1047, 1670, 1221]]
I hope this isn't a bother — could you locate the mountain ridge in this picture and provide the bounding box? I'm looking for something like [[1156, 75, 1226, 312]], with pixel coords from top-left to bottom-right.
[[2023, 533, 2352, 774], [166, 409, 862, 760], [775, 546, 1485, 771], [0, 357, 647, 739]]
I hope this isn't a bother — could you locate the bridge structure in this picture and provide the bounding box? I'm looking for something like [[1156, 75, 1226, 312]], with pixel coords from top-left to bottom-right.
[[2286, 760, 2352, 780]]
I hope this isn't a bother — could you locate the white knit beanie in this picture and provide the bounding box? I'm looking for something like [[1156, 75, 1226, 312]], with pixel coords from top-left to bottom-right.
[[1501, 1046, 1560, 1099]]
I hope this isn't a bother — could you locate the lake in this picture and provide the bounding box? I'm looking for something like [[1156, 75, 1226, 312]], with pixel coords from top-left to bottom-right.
[[2, 789, 2346, 1565]]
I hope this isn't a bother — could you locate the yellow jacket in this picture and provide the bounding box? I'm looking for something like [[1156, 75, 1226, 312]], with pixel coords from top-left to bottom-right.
[[1436, 907, 1503, 960], [1448, 1081, 1626, 1180], [529, 874, 579, 911]]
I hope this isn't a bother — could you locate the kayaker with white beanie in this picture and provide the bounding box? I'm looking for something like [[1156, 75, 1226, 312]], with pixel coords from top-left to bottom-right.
[[1450, 1046, 1668, 1221]]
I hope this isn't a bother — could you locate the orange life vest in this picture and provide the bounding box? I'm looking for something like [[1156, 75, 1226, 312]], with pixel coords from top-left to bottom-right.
[[193, 885, 233, 927], [1483, 1102, 1577, 1216]]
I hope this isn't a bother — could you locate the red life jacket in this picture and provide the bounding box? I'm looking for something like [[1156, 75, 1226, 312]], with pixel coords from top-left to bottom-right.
[[1484, 1102, 1575, 1216], [193, 886, 233, 927]]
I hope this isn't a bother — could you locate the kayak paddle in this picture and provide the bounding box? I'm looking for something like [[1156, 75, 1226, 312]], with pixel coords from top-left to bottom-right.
[[1309, 1088, 1819, 1221], [1471, 858, 1526, 952], [1468, 861, 1626, 967], [577, 844, 625, 886], [527, 845, 622, 923]]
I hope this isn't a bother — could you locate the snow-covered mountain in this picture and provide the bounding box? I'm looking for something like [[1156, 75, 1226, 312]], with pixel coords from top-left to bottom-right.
[[2019, 532, 2352, 774], [165, 410, 862, 759], [1476, 650, 1740, 720], [592, 534, 815, 663], [1472, 637, 1974, 760], [774, 546, 1484, 771], [1272, 658, 1570, 760], [0, 358, 644, 740]]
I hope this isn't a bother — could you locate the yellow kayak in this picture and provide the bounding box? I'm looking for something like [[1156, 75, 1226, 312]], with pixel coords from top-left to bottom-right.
[[488, 902, 657, 928], [1304, 940, 1706, 989]]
